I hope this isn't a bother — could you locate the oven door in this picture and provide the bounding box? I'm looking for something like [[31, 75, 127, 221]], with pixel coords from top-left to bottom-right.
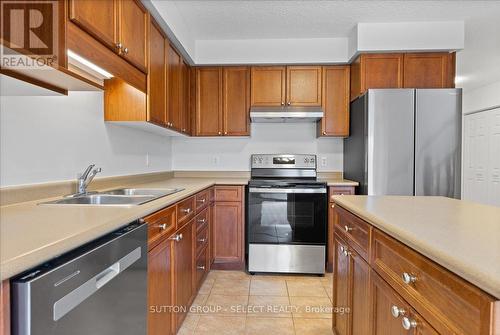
[[247, 186, 327, 245]]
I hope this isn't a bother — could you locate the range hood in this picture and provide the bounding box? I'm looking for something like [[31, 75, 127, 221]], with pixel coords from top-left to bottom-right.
[[250, 106, 324, 123]]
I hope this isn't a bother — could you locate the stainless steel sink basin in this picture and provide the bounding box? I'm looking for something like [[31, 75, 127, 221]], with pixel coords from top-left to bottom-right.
[[39, 188, 184, 206], [41, 194, 156, 206], [100, 188, 183, 197]]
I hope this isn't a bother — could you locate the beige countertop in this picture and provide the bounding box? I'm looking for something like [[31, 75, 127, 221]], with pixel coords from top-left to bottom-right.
[[320, 178, 359, 187], [0, 177, 247, 281], [333, 195, 500, 299]]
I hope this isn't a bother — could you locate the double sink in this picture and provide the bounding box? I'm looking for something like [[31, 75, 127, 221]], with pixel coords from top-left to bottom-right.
[[40, 188, 184, 206]]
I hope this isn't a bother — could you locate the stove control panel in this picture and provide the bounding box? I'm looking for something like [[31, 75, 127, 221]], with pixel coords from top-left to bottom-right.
[[251, 154, 316, 169]]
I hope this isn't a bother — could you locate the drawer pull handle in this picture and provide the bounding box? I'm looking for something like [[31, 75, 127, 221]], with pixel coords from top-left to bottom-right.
[[197, 265, 206, 270], [402, 317, 418, 330], [181, 208, 192, 214], [157, 223, 167, 230], [331, 204, 335, 208], [344, 225, 353, 232], [198, 238, 206, 243], [340, 245, 351, 257], [198, 218, 207, 224], [402, 272, 417, 284], [391, 305, 406, 318], [197, 198, 206, 203], [169, 234, 183, 242]]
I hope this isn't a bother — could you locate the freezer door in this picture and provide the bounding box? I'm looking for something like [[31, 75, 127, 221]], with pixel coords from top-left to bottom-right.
[[367, 89, 415, 195], [415, 89, 462, 198]]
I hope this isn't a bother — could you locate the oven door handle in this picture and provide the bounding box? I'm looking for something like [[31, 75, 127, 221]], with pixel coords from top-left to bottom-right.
[[249, 187, 326, 194]]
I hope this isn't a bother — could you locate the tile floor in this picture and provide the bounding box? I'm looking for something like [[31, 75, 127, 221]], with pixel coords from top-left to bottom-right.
[[178, 270, 334, 335]]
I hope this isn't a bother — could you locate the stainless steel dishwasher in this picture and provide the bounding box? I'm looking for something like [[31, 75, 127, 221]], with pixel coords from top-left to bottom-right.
[[11, 221, 147, 335]]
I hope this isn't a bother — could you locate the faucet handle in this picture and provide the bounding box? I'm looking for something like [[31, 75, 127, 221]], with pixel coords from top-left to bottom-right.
[[80, 164, 96, 179]]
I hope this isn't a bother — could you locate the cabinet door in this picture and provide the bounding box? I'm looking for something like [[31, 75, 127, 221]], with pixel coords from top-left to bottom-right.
[[332, 234, 350, 335], [213, 201, 242, 265], [250, 67, 286, 106], [320, 66, 350, 136], [351, 251, 370, 335], [147, 19, 166, 125], [195, 67, 222, 136], [223, 67, 250, 136], [118, 0, 148, 72], [286, 66, 322, 106], [403, 53, 455, 88], [180, 61, 191, 134], [69, 0, 117, 50], [148, 238, 174, 335], [174, 221, 194, 330], [167, 44, 182, 130]]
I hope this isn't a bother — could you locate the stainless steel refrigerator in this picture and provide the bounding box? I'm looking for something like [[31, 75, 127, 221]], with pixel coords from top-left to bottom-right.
[[344, 89, 462, 198]]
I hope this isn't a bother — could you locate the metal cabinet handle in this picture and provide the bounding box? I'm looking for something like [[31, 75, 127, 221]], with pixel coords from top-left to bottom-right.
[[157, 223, 167, 230], [281, 102, 285, 106], [123, 47, 129, 55], [197, 198, 206, 203], [169, 233, 183, 242], [181, 208, 192, 214], [224, 131, 228, 135], [116, 42, 123, 50], [402, 316, 418, 330], [331, 204, 335, 208], [287, 102, 291, 106], [218, 131, 222, 135], [197, 218, 207, 224], [391, 305, 406, 318], [340, 245, 350, 257], [344, 225, 353, 232], [197, 265, 206, 270], [182, 128, 186, 132], [198, 238, 206, 243], [402, 272, 417, 284], [322, 131, 326, 135]]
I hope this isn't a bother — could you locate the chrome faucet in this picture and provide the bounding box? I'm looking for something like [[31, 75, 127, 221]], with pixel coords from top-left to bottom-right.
[[76, 164, 102, 195]]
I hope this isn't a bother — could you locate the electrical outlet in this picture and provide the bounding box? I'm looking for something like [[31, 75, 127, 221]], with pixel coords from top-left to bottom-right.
[[146, 153, 150, 167], [321, 157, 327, 167]]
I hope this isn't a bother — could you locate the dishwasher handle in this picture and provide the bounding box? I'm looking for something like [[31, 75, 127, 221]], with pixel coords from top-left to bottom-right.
[[53, 247, 141, 321]]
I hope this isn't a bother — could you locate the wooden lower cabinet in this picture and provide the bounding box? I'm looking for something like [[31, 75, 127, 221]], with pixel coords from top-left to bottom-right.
[[148, 238, 174, 335], [212, 186, 244, 270], [371, 271, 438, 335], [173, 220, 194, 331], [332, 233, 370, 335]]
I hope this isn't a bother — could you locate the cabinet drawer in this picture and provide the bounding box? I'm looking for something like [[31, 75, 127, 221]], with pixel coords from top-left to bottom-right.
[[335, 206, 371, 261], [215, 186, 242, 202], [194, 208, 209, 232], [329, 186, 355, 201], [195, 189, 210, 212], [177, 196, 195, 224], [371, 228, 496, 335], [194, 246, 209, 289], [143, 205, 176, 249], [196, 226, 209, 257]]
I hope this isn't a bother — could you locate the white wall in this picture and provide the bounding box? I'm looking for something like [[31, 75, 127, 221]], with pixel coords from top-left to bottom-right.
[[172, 123, 343, 172], [0, 91, 173, 187], [462, 80, 500, 114]]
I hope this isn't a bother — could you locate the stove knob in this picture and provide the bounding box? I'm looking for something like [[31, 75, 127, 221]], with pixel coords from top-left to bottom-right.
[[304, 158, 309, 163]]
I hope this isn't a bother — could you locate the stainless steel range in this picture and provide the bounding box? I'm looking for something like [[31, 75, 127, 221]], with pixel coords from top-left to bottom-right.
[[246, 154, 327, 274]]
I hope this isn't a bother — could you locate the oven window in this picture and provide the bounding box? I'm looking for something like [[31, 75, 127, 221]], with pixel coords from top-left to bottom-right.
[[248, 191, 326, 244]]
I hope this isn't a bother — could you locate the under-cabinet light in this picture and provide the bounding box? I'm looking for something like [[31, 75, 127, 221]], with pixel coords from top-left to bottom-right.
[[67, 50, 114, 79]]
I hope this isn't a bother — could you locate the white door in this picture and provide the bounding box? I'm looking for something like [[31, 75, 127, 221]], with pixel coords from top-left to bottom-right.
[[463, 108, 500, 206]]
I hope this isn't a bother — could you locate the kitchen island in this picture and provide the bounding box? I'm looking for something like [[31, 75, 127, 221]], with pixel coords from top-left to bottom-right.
[[332, 195, 500, 335]]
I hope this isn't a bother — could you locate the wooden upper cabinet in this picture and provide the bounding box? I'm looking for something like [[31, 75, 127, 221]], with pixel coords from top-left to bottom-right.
[[147, 19, 166, 126], [351, 53, 404, 101], [318, 66, 350, 137], [167, 44, 182, 130], [251, 67, 286, 106], [118, 0, 148, 72], [287, 66, 322, 106], [180, 61, 191, 134], [403, 52, 455, 88], [196, 68, 222, 136], [223, 67, 250, 136], [69, 0, 117, 50]]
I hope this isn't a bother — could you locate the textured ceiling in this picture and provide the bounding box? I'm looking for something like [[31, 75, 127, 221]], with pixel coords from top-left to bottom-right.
[[161, 0, 500, 90]]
